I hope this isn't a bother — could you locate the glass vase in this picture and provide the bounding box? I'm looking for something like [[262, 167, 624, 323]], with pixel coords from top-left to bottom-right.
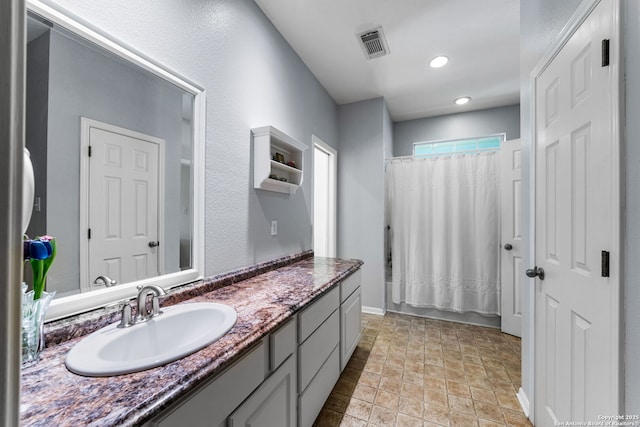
[[22, 287, 55, 365]]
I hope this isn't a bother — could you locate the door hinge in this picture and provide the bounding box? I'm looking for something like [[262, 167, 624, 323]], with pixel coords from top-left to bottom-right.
[[88, 145, 92, 157], [88, 228, 91, 239], [602, 39, 610, 67], [601, 250, 610, 277]]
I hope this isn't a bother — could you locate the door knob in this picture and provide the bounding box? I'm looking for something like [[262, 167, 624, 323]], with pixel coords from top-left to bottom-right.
[[504, 243, 513, 251], [94, 275, 117, 287], [526, 266, 545, 280], [148, 241, 160, 248]]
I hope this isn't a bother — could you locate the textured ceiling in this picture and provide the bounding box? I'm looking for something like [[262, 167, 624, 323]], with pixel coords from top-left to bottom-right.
[[254, 0, 520, 122]]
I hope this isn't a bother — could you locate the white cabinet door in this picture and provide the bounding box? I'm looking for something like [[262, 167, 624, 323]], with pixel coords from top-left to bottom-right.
[[149, 341, 266, 427], [228, 355, 296, 427], [340, 286, 361, 370]]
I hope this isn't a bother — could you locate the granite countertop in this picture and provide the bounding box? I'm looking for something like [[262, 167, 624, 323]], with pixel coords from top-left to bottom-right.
[[20, 255, 363, 427]]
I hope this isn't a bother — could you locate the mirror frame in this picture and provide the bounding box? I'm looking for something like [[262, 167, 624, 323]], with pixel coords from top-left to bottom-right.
[[26, 0, 206, 321]]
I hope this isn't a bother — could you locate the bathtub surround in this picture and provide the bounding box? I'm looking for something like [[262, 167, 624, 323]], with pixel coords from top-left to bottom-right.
[[20, 254, 362, 426]]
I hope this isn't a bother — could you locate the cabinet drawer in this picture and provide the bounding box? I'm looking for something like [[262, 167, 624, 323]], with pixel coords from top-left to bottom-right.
[[298, 309, 339, 392], [340, 287, 362, 371], [298, 286, 339, 343], [270, 317, 296, 371], [228, 355, 297, 427], [340, 269, 361, 303], [298, 345, 340, 427], [152, 340, 267, 427]]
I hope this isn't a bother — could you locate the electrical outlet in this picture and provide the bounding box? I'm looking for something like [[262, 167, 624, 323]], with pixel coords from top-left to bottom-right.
[[271, 220, 277, 236]]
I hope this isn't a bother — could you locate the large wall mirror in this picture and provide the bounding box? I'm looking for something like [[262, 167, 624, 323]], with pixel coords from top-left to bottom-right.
[[25, 1, 205, 320]]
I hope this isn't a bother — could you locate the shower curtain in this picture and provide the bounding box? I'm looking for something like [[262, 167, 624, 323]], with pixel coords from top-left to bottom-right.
[[386, 152, 500, 315]]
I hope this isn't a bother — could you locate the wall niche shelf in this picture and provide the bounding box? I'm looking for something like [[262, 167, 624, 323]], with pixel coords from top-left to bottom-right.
[[252, 126, 308, 194]]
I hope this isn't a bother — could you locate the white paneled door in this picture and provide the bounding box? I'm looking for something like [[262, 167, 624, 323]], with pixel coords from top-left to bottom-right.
[[533, 0, 620, 424], [83, 119, 164, 289], [500, 138, 522, 337]]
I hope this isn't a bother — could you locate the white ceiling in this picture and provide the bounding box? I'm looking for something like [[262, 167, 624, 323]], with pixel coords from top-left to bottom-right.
[[254, 0, 520, 122]]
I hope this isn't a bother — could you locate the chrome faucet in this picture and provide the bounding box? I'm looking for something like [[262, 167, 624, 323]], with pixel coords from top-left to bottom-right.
[[135, 284, 166, 322]]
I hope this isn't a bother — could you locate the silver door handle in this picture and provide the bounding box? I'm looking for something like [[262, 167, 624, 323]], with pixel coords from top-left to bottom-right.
[[94, 275, 117, 287], [526, 267, 545, 280]]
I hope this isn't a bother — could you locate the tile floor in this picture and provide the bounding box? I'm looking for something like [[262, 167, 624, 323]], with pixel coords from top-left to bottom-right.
[[314, 312, 533, 427]]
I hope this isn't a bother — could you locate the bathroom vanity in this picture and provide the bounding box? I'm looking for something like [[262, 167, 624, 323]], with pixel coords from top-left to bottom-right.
[[20, 254, 362, 426]]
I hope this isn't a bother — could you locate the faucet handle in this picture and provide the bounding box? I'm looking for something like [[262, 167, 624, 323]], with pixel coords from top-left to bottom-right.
[[118, 300, 133, 328]]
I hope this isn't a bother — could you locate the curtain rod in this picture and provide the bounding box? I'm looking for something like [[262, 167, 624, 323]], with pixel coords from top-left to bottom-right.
[[385, 148, 500, 164]]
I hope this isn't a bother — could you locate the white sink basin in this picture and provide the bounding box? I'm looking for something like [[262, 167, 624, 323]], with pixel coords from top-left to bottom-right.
[[65, 302, 237, 376]]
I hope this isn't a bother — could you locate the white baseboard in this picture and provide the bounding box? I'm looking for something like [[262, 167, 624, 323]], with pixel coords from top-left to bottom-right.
[[516, 387, 531, 418], [362, 306, 385, 316]]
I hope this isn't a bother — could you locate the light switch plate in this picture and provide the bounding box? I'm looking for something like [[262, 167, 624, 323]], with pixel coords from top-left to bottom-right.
[[271, 220, 277, 236]]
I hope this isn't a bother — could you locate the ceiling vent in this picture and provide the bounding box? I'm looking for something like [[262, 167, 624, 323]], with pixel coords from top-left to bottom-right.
[[358, 26, 390, 60]]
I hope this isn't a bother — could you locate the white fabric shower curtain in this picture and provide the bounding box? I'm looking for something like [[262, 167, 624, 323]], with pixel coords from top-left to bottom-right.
[[386, 152, 500, 315]]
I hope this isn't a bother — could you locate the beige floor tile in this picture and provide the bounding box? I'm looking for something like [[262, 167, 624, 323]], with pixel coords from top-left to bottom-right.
[[444, 368, 466, 383], [424, 377, 447, 393], [345, 398, 373, 421], [316, 312, 528, 427], [397, 413, 425, 427], [475, 401, 505, 423], [424, 364, 446, 379], [470, 387, 498, 405], [353, 383, 378, 403], [478, 420, 506, 427], [424, 389, 448, 407], [379, 376, 402, 394], [446, 380, 471, 398], [447, 395, 475, 415], [401, 381, 425, 400], [449, 410, 479, 427], [374, 390, 400, 410], [495, 391, 522, 411], [399, 397, 424, 418], [502, 408, 533, 427], [340, 414, 368, 427], [369, 405, 397, 426], [423, 403, 451, 426], [358, 371, 382, 388]]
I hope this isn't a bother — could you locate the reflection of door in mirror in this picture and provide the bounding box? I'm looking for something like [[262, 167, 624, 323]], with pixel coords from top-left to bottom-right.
[[81, 119, 164, 292]]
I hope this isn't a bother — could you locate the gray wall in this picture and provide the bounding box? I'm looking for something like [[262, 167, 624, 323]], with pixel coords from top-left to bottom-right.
[[42, 29, 185, 294], [43, 0, 339, 276], [338, 97, 388, 311], [393, 104, 521, 157]]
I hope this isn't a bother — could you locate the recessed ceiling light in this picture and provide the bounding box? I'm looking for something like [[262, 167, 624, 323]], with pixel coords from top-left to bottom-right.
[[429, 56, 449, 68], [454, 97, 471, 105]]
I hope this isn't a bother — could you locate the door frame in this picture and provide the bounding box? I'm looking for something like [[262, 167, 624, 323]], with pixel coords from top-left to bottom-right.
[[79, 117, 166, 292], [527, 0, 622, 420], [312, 135, 337, 258]]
